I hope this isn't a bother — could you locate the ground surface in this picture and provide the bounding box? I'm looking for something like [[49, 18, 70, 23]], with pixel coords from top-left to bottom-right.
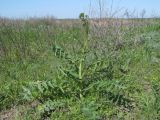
[[0, 19, 160, 120]]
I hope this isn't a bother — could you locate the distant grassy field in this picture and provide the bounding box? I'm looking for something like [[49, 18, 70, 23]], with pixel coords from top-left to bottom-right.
[[0, 17, 160, 120]]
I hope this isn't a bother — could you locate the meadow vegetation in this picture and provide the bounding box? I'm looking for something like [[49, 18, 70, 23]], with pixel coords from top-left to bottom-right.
[[0, 15, 160, 119]]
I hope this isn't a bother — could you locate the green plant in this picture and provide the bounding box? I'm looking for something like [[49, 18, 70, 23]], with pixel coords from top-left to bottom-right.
[[1, 16, 160, 120]]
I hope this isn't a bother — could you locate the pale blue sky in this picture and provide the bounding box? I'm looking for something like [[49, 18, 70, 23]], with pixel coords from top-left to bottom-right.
[[0, 0, 160, 18]]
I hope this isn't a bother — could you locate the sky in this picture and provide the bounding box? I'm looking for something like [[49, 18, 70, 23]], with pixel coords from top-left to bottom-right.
[[0, 0, 160, 19]]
